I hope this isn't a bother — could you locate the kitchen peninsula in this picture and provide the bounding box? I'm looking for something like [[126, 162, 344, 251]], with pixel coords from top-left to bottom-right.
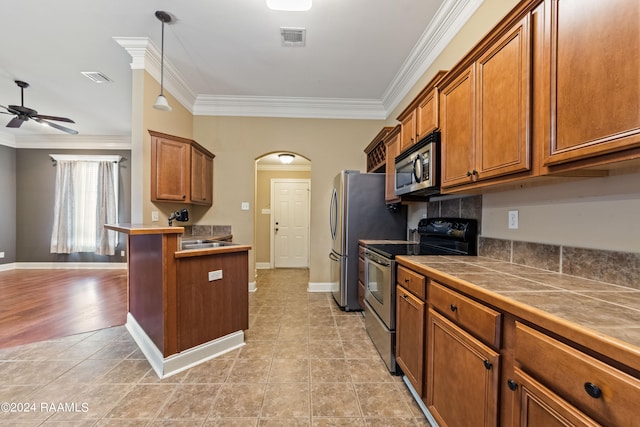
[[105, 223, 251, 378]]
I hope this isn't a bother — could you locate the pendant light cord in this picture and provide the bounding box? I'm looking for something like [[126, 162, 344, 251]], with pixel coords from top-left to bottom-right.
[[160, 18, 165, 96]]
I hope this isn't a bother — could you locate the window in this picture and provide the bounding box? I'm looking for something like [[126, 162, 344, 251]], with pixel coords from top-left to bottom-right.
[[50, 155, 120, 255]]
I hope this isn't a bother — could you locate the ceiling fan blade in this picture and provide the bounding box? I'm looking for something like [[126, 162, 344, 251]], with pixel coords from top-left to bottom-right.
[[34, 114, 75, 124], [7, 117, 25, 128], [33, 118, 78, 135]]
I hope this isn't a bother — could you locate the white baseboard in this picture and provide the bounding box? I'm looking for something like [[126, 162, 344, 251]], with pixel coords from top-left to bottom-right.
[[126, 312, 245, 379], [255, 262, 271, 269], [2, 262, 126, 270], [308, 282, 335, 292], [0, 263, 16, 272]]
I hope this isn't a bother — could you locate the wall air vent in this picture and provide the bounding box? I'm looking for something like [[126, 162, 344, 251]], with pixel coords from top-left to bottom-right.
[[81, 71, 114, 83], [280, 27, 306, 46]]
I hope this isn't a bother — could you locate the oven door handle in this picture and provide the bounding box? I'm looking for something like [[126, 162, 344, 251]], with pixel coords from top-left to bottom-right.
[[365, 252, 390, 267]]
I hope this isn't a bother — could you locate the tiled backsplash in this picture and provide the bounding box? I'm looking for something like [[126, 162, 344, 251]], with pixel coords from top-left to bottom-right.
[[183, 224, 232, 237], [479, 236, 640, 290], [427, 195, 483, 230]]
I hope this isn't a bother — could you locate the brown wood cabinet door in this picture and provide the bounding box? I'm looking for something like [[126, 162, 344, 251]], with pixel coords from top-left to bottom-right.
[[476, 15, 531, 180], [545, 0, 640, 165], [511, 368, 600, 427], [417, 88, 439, 140], [440, 66, 475, 187], [152, 136, 190, 202], [177, 252, 249, 351], [426, 309, 500, 427], [396, 285, 425, 396], [190, 147, 213, 206], [385, 132, 401, 203], [400, 110, 417, 153]]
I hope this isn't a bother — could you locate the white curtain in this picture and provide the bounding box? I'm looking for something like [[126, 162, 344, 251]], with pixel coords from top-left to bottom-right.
[[50, 159, 118, 255]]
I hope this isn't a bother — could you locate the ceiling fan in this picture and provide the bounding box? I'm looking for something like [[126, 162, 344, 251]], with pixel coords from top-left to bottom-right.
[[0, 80, 78, 135]]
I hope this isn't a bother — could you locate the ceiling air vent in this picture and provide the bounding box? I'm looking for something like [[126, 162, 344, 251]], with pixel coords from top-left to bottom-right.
[[280, 27, 306, 46], [81, 71, 114, 83]]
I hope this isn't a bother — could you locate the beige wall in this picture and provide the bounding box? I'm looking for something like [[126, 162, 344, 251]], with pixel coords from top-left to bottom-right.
[[192, 116, 384, 283], [255, 169, 312, 264]]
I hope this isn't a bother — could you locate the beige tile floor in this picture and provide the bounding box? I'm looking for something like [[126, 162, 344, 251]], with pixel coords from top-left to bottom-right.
[[0, 268, 428, 426]]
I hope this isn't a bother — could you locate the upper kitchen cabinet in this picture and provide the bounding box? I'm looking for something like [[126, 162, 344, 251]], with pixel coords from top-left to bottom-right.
[[384, 126, 402, 204], [364, 126, 395, 173], [397, 71, 447, 153], [440, 13, 532, 190], [543, 0, 640, 166], [150, 130, 215, 206]]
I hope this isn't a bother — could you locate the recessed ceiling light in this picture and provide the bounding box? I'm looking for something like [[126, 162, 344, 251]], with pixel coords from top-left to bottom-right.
[[266, 0, 312, 11]]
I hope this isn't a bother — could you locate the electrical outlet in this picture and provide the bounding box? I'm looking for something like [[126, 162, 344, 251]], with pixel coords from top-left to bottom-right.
[[151, 211, 159, 222], [120, 250, 125, 257], [208, 270, 223, 281], [241, 202, 250, 211], [0, 252, 4, 259], [508, 210, 519, 229]]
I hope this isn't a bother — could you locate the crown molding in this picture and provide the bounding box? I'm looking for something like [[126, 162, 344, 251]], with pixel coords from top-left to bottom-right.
[[193, 95, 386, 120], [381, 0, 484, 114], [12, 135, 131, 150], [113, 37, 197, 113], [113, 1, 482, 120]]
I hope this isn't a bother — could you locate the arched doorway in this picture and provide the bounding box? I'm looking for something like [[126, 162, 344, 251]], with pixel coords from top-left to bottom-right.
[[255, 152, 311, 269]]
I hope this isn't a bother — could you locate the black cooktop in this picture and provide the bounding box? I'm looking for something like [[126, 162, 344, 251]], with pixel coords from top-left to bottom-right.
[[366, 217, 478, 259], [366, 242, 469, 258]]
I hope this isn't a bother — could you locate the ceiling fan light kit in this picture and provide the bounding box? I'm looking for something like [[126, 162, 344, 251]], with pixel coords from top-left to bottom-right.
[[153, 10, 173, 112]]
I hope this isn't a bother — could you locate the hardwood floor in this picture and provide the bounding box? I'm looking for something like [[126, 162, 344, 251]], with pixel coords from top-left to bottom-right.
[[0, 269, 127, 349]]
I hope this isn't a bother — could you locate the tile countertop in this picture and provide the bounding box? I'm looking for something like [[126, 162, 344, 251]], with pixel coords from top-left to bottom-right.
[[396, 255, 640, 372]]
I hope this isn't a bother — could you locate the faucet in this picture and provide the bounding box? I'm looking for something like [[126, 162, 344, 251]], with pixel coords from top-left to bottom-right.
[[168, 209, 189, 226]]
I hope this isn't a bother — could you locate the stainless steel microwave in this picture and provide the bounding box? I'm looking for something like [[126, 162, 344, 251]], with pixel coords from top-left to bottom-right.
[[394, 131, 440, 197]]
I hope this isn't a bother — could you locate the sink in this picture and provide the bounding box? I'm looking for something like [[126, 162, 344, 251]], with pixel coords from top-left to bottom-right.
[[180, 239, 234, 250]]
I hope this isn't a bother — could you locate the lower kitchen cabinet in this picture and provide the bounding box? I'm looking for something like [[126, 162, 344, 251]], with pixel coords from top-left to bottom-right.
[[510, 322, 640, 427], [511, 367, 600, 427], [426, 309, 501, 427], [395, 284, 425, 396]]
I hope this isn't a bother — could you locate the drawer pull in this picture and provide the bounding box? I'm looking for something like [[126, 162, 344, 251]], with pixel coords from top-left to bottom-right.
[[450, 304, 457, 312], [404, 278, 410, 283], [483, 360, 492, 370], [507, 379, 518, 391], [584, 382, 602, 399], [402, 294, 409, 299]]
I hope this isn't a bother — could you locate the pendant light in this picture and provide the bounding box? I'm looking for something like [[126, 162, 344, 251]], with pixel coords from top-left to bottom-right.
[[153, 11, 172, 111]]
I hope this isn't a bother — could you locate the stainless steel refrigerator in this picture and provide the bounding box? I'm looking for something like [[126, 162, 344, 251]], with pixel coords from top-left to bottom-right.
[[329, 170, 407, 311]]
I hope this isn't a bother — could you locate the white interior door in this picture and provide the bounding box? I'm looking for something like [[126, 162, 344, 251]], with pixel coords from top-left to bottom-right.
[[272, 179, 310, 268]]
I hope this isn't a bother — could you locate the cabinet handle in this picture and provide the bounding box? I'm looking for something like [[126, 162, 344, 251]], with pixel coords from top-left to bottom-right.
[[450, 304, 457, 312], [584, 382, 602, 399], [507, 379, 518, 391], [466, 171, 472, 177], [483, 360, 492, 370], [472, 169, 478, 176], [182, 195, 186, 199], [402, 294, 409, 299], [404, 278, 410, 283]]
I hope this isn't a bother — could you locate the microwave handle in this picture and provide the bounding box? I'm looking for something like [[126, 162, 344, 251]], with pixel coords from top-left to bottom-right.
[[413, 154, 423, 183]]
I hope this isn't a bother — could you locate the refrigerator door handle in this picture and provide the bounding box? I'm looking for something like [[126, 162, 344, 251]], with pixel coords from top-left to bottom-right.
[[329, 251, 341, 262], [329, 188, 338, 240]]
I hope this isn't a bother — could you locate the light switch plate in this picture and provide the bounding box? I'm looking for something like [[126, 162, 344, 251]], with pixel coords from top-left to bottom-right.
[[241, 202, 250, 211], [151, 211, 159, 222], [508, 210, 519, 229]]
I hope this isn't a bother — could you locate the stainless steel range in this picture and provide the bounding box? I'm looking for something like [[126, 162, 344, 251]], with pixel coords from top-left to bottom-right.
[[363, 217, 478, 373]]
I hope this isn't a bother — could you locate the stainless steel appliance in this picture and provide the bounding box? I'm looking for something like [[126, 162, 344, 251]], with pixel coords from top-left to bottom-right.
[[394, 131, 439, 197], [329, 170, 407, 311], [363, 217, 478, 373]]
